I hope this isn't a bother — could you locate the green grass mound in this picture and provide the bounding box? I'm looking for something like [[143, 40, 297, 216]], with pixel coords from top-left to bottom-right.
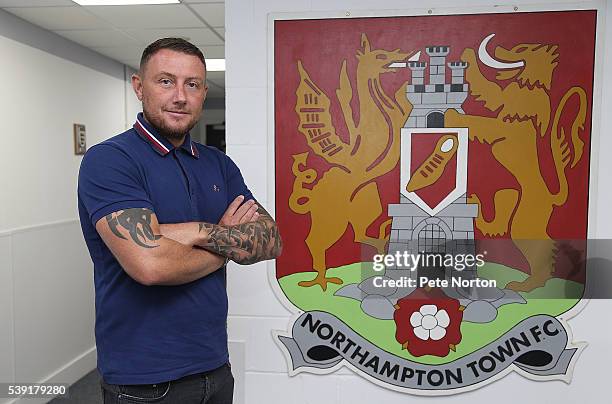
[[278, 262, 582, 365]]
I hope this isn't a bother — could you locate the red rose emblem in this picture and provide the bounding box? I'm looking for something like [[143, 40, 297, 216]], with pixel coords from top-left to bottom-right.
[[393, 288, 463, 357]]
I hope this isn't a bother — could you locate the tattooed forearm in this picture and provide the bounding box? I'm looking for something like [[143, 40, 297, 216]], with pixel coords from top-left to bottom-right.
[[105, 208, 162, 249], [197, 206, 282, 264]]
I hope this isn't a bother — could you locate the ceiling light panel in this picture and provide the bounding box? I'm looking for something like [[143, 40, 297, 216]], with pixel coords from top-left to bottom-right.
[[73, 1, 179, 5], [206, 59, 225, 72]]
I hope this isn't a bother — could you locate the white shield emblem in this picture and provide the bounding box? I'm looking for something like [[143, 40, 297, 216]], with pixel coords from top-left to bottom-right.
[[400, 127, 468, 216]]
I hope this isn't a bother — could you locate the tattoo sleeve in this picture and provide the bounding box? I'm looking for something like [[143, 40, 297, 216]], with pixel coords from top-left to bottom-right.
[[105, 208, 162, 249], [197, 205, 282, 265]]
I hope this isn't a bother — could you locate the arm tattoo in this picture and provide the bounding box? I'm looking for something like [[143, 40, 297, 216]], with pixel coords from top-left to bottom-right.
[[105, 208, 161, 249], [198, 205, 282, 265]]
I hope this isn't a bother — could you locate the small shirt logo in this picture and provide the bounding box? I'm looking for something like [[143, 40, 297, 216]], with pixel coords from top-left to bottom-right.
[[213, 184, 220, 192]]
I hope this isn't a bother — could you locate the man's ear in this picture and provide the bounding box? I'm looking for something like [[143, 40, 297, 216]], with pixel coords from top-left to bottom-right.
[[204, 83, 209, 97], [202, 83, 209, 105], [131, 73, 144, 101]]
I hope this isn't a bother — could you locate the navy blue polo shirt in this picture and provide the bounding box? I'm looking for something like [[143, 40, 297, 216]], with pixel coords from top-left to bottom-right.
[[77, 113, 253, 384]]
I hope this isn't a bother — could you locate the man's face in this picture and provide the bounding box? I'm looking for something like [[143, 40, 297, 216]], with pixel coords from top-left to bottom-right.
[[132, 49, 208, 140]]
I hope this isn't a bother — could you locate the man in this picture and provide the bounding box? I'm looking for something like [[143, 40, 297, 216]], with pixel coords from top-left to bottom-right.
[[78, 38, 281, 403]]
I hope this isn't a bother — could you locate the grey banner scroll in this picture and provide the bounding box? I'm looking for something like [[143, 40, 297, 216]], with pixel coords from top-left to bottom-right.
[[278, 311, 577, 391]]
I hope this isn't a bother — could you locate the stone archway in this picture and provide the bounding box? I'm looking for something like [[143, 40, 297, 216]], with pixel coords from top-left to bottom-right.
[[426, 111, 445, 128], [412, 217, 453, 281]]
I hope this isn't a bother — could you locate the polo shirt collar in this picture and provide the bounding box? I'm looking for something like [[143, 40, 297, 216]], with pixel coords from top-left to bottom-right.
[[133, 112, 199, 158]]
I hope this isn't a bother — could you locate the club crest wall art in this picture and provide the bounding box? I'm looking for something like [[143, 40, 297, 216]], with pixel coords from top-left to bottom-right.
[[270, 6, 599, 395]]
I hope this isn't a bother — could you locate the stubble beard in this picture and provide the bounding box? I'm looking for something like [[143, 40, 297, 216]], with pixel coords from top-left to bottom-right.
[[142, 108, 199, 142]]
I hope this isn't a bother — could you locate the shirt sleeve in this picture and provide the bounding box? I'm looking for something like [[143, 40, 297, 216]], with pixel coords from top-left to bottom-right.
[[223, 154, 255, 204], [78, 144, 154, 226]]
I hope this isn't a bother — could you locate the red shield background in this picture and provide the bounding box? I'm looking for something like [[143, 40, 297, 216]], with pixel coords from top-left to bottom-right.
[[274, 10, 596, 279]]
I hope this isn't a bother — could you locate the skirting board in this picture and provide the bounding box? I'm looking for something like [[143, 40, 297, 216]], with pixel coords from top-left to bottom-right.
[[4, 346, 96, 404]]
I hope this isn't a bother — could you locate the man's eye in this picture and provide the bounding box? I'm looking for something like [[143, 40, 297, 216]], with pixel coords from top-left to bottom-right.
[[187, 82, 199, 89], [160, 79, 172, 86]]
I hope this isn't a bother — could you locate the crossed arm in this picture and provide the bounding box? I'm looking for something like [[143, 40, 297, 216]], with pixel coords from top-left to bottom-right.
[[96, 196, 282, 286]]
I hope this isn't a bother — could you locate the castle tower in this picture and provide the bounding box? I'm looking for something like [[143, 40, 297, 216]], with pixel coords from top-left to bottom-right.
[[406, 62, 427, 116], [386, 45, 479, 298], [407, 61, 427, 85], [426, 46, 450, 85], [448, 61, 468, 85], [404, 45, 469, 129]]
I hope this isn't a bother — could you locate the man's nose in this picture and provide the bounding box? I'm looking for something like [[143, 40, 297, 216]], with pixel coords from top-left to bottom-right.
[[173, 84, 187, 104]]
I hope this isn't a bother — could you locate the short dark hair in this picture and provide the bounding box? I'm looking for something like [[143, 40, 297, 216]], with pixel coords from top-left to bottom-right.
[[139, 37, 206, 73]]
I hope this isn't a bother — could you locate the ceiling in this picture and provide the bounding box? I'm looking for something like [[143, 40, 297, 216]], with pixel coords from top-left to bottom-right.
[[0, 0, 226, 97]]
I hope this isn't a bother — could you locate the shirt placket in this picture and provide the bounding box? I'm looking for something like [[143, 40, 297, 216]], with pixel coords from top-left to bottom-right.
[[172, 150, 199, 220]]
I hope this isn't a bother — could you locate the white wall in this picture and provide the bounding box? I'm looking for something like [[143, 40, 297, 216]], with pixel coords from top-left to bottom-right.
[[225, 1, 612, 403], [0, 9, 132, 404], [0, 8, 226, 404]]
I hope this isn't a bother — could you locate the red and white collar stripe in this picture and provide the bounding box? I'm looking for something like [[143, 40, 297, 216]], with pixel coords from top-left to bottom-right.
[[134, 118, 171, 155], [190, 143, 199, 158], [133, 116, 199, 158]]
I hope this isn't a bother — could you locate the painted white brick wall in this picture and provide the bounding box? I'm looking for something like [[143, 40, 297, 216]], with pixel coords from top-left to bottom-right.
[[225, 1, 612, 403]]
